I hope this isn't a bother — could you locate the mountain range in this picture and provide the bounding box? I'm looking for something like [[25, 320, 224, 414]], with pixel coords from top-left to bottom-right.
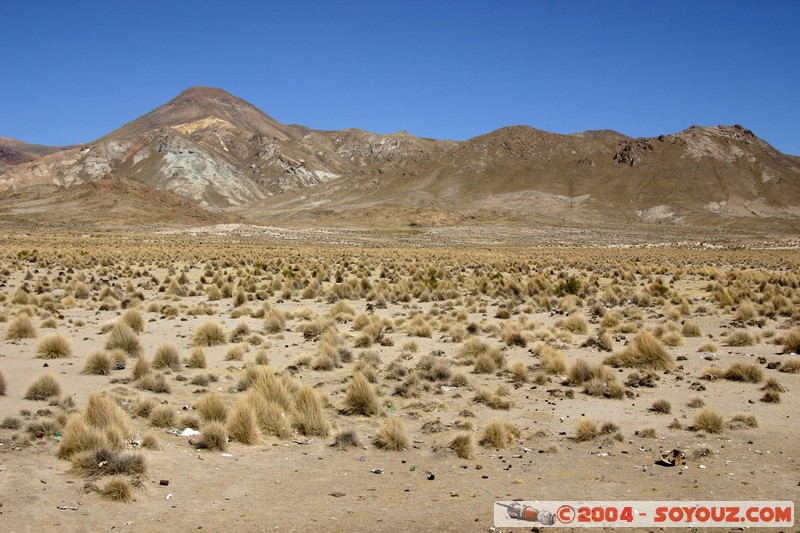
[[1, 86, 799, 231]]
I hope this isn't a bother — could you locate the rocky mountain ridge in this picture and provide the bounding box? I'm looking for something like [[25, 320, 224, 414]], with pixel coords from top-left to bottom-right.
[[1, 87, 798, 230]]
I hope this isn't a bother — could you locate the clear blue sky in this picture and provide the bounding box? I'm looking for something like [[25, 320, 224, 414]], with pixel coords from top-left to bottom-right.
[[2, 1, 799, 154]]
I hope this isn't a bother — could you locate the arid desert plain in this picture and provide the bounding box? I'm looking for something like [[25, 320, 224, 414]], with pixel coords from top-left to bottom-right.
[[0, 228, 798, 532]]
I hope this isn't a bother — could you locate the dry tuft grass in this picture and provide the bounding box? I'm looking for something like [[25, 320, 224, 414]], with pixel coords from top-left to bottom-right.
[[136, 372, 170, 394], [723, 361, 763, 383], [24, 372, 61, 400], [537, 345, 567, 374], [780, 328, 800, 354], [688, 395, 705, 408], [36, 333, 73, 359], [83, 351, 112, 375], [344, 372, 381, 416], [779, 358, 800, 374], [604, 329, 675, 371], [195, 422, 228, 451], [479, 419, 520, 448], [650, 398, 672, 414], [373, 418, 410, 451], [449, 433, 475, 459], [728, 413, 758, 429], [332, 429, 361, 449], [761, 377, 785, 392], [692, 407, 724, 434], [226, 402, 260, 445], [567, 359, 610, 385], [84, 393, 132, 440], [727, 329, 755, 347], [58, 416, 107, 459], [105, 323, 142, 358], [196, 392, 228, 423], [5, 315, 36, 340], [120, 309, 145, 334], [574, 418, 599, 442], [292, 385, 330, 437], [131, 355, 151, 380], [0, 368, 6, 396], [760, 390, 781, 403], [149, 405, 176, 428], [186, 347, 207, 369], [99, 476, 134, 502], [71, 448, 146, 478], [193, 320, 227, 347], [152, 344, 181, 371]]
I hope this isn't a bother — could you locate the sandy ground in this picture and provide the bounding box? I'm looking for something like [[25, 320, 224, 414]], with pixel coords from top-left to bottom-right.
[[0, 231, 798, 533]]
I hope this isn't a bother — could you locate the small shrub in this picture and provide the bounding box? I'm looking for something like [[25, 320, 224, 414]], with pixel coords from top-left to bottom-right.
[[263, 309, 286, 333], [761, 377, 785, 392], [133, 397, 156, 419], [698, 342, 718, 353], [692, 407, 724, 434], [474, 387, 512, 410], [639, 427, 657, 438], [36, 333, 73, 359], [509, 361, 530, 384], [567, 359, 609, 385], [373, 418, 410, 451], [24, 373, 61, 400]]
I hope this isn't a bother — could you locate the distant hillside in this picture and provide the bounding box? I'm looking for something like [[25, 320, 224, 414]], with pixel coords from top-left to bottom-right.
[[1, 87, 798, 231]]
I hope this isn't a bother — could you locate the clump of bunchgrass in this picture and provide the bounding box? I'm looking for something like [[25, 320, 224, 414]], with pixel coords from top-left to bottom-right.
[[604, 329, 675, 371], [24, 372, 61, 400], [692, 407, 724, 434], [36, 333, 73, 359], [373, 418, 410, 451]]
